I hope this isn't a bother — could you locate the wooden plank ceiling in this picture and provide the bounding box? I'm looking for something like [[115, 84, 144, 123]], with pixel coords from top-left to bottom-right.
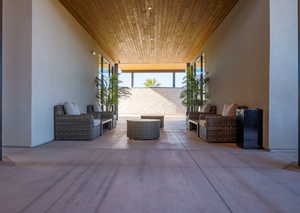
[[59, 0, 238, 64], [119, 63, 186, 72]]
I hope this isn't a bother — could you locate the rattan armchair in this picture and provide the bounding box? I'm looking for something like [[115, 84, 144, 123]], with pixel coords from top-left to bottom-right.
[[54, 105, 101, 140], [87, 105, 117, 128], [198, 104, 240, 142], [199, 115, 237, 142], [187, 105, 217, 135]]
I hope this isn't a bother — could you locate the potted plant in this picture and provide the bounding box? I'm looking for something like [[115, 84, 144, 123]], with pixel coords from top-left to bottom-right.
[[180, 67, 209, 111], [95, 73, 131, 112]]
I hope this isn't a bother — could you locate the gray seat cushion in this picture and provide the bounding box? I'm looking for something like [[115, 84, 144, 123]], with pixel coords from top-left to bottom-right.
[[93, 119, 101, 127]]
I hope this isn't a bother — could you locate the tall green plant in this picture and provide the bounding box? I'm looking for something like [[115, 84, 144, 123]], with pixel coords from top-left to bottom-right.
[[180, 69, 199, 108], [96, 73, 131, 112], [203, 77, 210, 104], [180, 67, 209, 110]]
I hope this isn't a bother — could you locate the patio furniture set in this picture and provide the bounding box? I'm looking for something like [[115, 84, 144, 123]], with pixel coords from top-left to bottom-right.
[[187, 103, 263, 147], [53, 101, 260, 145], [54, 102, 164, 141], [188, 103, 241, 143], [54, 103, 116, 140], [54, 101, 260, 145]]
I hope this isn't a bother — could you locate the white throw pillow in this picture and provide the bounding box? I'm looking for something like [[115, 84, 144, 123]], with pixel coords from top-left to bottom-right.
[[202, 104, 211, 113], [64, 102, 81, 115], [94, 103, 102, 112], [199, 106, 202, 112], [200, 105, 205, 113], [222, 104, 229, 116], [222, 104, 238, 116], [72, 103, 81, 115], [227, 104, 238, 116]]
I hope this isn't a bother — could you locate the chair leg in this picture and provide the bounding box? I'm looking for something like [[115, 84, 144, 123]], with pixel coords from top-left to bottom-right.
[[189, 122, 193, 131], [100, 125, 103, 136]]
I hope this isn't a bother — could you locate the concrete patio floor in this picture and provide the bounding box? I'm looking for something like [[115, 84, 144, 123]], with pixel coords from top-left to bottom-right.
[[0, 118, 299, 213]]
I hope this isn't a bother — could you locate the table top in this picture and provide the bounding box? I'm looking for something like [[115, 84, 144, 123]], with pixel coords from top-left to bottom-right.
[[127, 119, 161, 122], [141, 115, 164, 118]]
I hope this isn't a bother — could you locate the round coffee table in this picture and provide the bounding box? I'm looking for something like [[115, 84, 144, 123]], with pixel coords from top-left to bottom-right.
[[127, 119, 160, 140]]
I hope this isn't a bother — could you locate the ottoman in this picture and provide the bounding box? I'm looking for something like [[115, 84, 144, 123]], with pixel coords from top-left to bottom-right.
[[127, 119, 160, 140], [141, 115, 165, 128]]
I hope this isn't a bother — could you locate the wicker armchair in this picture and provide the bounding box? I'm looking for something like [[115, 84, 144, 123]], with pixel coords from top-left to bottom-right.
[[198, 104, 239, 142], [54, 105, 101, 140], [199, 115, 237, 142], [187, 105, 217, 135], [87, 105, 117, 128]]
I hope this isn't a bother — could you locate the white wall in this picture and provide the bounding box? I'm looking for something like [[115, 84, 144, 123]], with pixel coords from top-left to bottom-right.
[[201, 0, 298, 150], [202, 0, 270, 147], [3, 0, 32, 147], [268, 0, 298, 150], [119, 88, 185, 116], [31, 0, 99, 146], [3, 0, 102, 147]]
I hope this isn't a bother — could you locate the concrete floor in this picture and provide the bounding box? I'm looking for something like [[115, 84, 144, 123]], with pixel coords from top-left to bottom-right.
[[0, 118, 299, 213]]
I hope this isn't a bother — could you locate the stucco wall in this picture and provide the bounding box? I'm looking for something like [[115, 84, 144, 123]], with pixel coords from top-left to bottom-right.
[[268, 0, 298, 150], [201, 0, 270, 148], [3, 0, 101, 147], [3, 0, 32, 146], [119, 88, 185, 116], [30, 0, 99, 146]]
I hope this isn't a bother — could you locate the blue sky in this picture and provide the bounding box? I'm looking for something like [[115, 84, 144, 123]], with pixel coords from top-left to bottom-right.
[[119, 72, 185, 88]]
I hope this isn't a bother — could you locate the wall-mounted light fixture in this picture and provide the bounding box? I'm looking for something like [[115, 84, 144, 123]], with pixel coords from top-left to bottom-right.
[[148, 6, 153, 11], [91, 51, 97, 56]]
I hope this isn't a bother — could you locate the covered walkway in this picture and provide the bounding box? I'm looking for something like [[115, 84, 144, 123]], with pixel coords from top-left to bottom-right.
[[1, 118, 299, 213]]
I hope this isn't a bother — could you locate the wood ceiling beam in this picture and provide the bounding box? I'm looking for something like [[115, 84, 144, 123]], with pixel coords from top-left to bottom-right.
[[59, 0, 239, 64], [119, 63, 186, 71]]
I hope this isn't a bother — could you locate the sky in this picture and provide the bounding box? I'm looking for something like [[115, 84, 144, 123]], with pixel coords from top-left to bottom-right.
[[119, 72, 185, 88]]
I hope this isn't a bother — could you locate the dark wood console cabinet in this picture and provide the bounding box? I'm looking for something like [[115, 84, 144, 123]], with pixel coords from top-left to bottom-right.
[[236, 109, 263, 149]]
